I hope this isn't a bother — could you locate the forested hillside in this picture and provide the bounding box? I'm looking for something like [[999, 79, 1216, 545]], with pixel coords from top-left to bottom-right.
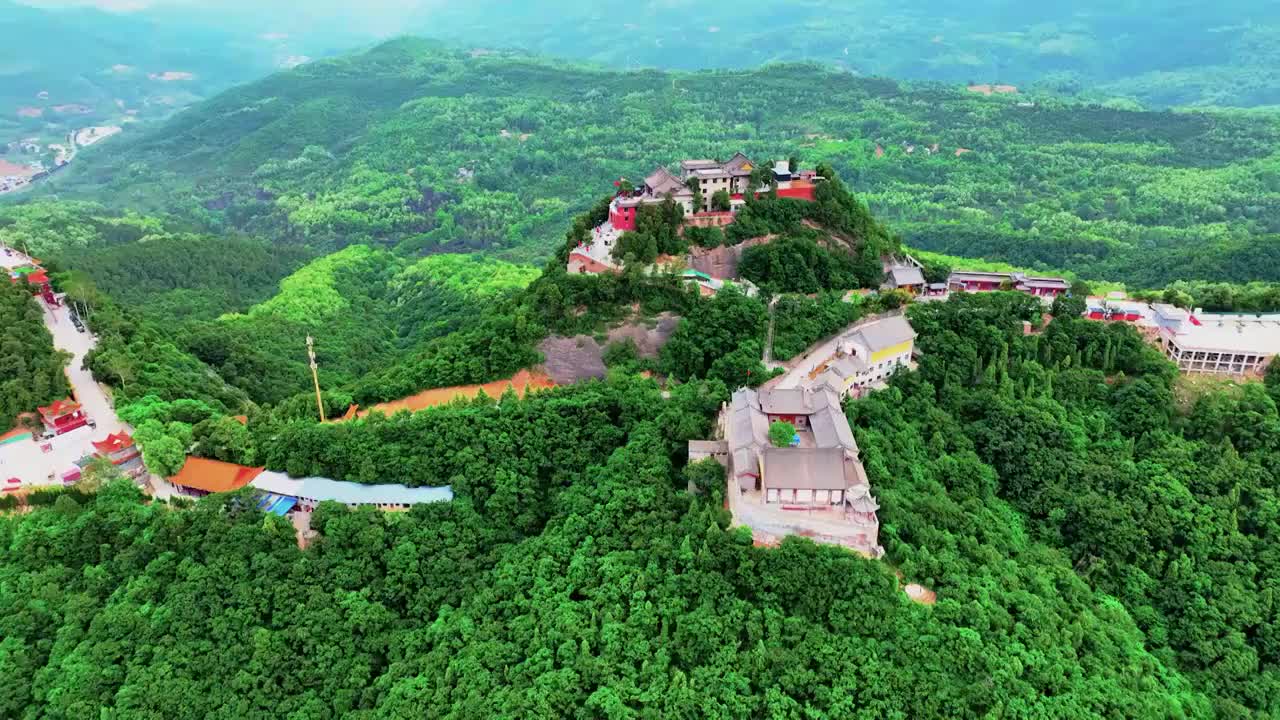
[[30, 39, 1280, 287], [406, 0, 1280, 109], [5, 293, 1280, 716], [0, 280, 68, 431]]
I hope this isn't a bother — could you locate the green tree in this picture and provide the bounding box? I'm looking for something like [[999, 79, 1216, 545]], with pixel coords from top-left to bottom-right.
[[78, 455, 124, 492], [769, 421, 796, 447], [711, 189, 732, 212]]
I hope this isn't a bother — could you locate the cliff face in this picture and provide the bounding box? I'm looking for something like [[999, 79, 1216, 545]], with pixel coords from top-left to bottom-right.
[[687, 236, 773, 280]]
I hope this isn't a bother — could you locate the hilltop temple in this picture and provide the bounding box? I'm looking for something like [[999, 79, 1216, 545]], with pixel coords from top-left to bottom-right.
[[608, 152, 820, 231]]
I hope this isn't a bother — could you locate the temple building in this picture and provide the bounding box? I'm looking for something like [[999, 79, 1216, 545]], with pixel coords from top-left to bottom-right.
[[608, 153, 820, 232], [38, 398, 87, 436], [1154, 304, 1280, 376], [700, 386, 882, 557], [91, 431, 146, 480], [168, 457, 264, 497], [947, 270, 1070, 298], [8, 264, 56, 305], [814, 315, 918, 396]]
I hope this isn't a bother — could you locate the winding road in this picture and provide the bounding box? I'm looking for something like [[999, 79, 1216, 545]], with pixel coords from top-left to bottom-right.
[[1, 246, 128, 487]]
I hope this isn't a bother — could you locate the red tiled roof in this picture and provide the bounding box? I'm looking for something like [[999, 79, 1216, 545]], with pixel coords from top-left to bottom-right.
[[92, 432, 135, 455], [26, 270, 48, 284], [38, 399, 81, 418], [169, 457, 264, 493], [567, 251, 617, 275]]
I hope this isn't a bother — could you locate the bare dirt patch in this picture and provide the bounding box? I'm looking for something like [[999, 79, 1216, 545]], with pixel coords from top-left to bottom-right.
[[904, 583, 937, 605], [687, 236, 772, 280], [0, 160, 37, 177], [966, 84, 1018, 96], [74, 125, 122, 147], [356, 369, 555, 418], [539, 336, 608, 385], [538, 313, 681, 384]]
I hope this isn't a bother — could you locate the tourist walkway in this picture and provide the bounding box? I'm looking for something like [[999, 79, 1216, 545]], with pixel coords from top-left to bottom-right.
[[1, 246, 129, 487]]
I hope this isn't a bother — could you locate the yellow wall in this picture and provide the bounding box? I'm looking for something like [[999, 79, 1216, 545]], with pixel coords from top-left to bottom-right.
[[870, 340, 913, 364]]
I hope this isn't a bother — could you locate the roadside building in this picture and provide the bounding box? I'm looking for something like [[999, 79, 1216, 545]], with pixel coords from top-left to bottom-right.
[[90, 431, 146, 480], [169, 457, 264, 497], [1154, 306, 1280, 376], [38, 399, 88, 436], [886, 264, 926, 294], [1086, 297, 1148, 323], [814, 315, 917, 395], [251, 471, 453, 512]]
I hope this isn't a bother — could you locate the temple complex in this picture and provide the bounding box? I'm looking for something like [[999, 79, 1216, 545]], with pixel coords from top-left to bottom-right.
[[692, 385, 883, 557]]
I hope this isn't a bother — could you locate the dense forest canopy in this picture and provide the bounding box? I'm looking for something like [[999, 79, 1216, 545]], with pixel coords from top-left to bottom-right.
[[21, 39, 1280, 287], [7, 0, 1278, 126], [3, 294, 1279, 717], [0, 280, 68, 431], [4, 16, 1280, 717], [399, 0, 1280, 109]]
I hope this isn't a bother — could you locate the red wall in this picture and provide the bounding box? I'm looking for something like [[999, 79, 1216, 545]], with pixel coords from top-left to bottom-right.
[[776, 186, 816, 201], [610, 206, 636, 231]]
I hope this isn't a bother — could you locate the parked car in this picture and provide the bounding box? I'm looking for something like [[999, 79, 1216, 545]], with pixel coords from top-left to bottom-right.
[[87, 419, 97, 429]]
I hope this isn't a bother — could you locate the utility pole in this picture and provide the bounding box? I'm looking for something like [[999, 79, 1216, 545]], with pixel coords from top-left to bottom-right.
[[306, 335, 325, 423]]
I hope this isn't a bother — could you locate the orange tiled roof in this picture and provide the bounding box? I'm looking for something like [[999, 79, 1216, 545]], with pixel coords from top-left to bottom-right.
[[38, 399, 81, 418], [91, 432, 135, 455], [169, 457, 264, 493]]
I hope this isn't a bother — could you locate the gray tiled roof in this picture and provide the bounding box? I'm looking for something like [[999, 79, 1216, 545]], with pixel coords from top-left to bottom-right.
[[757, 387, 812, 415], [889, 266, 926, 287], [849, 315, 917, 353], [762, 447, 855, 490]]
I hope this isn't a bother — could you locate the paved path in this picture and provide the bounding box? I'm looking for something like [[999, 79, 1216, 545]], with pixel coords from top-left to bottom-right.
[[761, 296, 778, 365], [772, 309, 907, 390], [1, 246, 130, 487]]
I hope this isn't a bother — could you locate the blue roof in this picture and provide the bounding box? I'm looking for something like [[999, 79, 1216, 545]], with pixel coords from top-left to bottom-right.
[[253, 471, 453, 506], [266, 495, 298, 516]]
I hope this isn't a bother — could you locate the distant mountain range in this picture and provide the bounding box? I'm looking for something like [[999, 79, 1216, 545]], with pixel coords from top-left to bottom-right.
[[3, 0, 1278, 136], [34, 38, 1280, 287], [0, 0, 343, 144], [394, 0, 1280, 108]]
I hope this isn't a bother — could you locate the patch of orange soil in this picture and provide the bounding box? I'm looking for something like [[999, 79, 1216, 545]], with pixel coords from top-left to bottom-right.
[[357, 369, 556, 418], [904, 583, 937, 605], [0, 160, 36, 177], [966, 84, 1017, 96]]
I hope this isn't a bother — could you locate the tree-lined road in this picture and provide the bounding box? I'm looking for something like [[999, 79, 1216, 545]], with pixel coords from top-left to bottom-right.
[[1, 247, 127, 487]]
